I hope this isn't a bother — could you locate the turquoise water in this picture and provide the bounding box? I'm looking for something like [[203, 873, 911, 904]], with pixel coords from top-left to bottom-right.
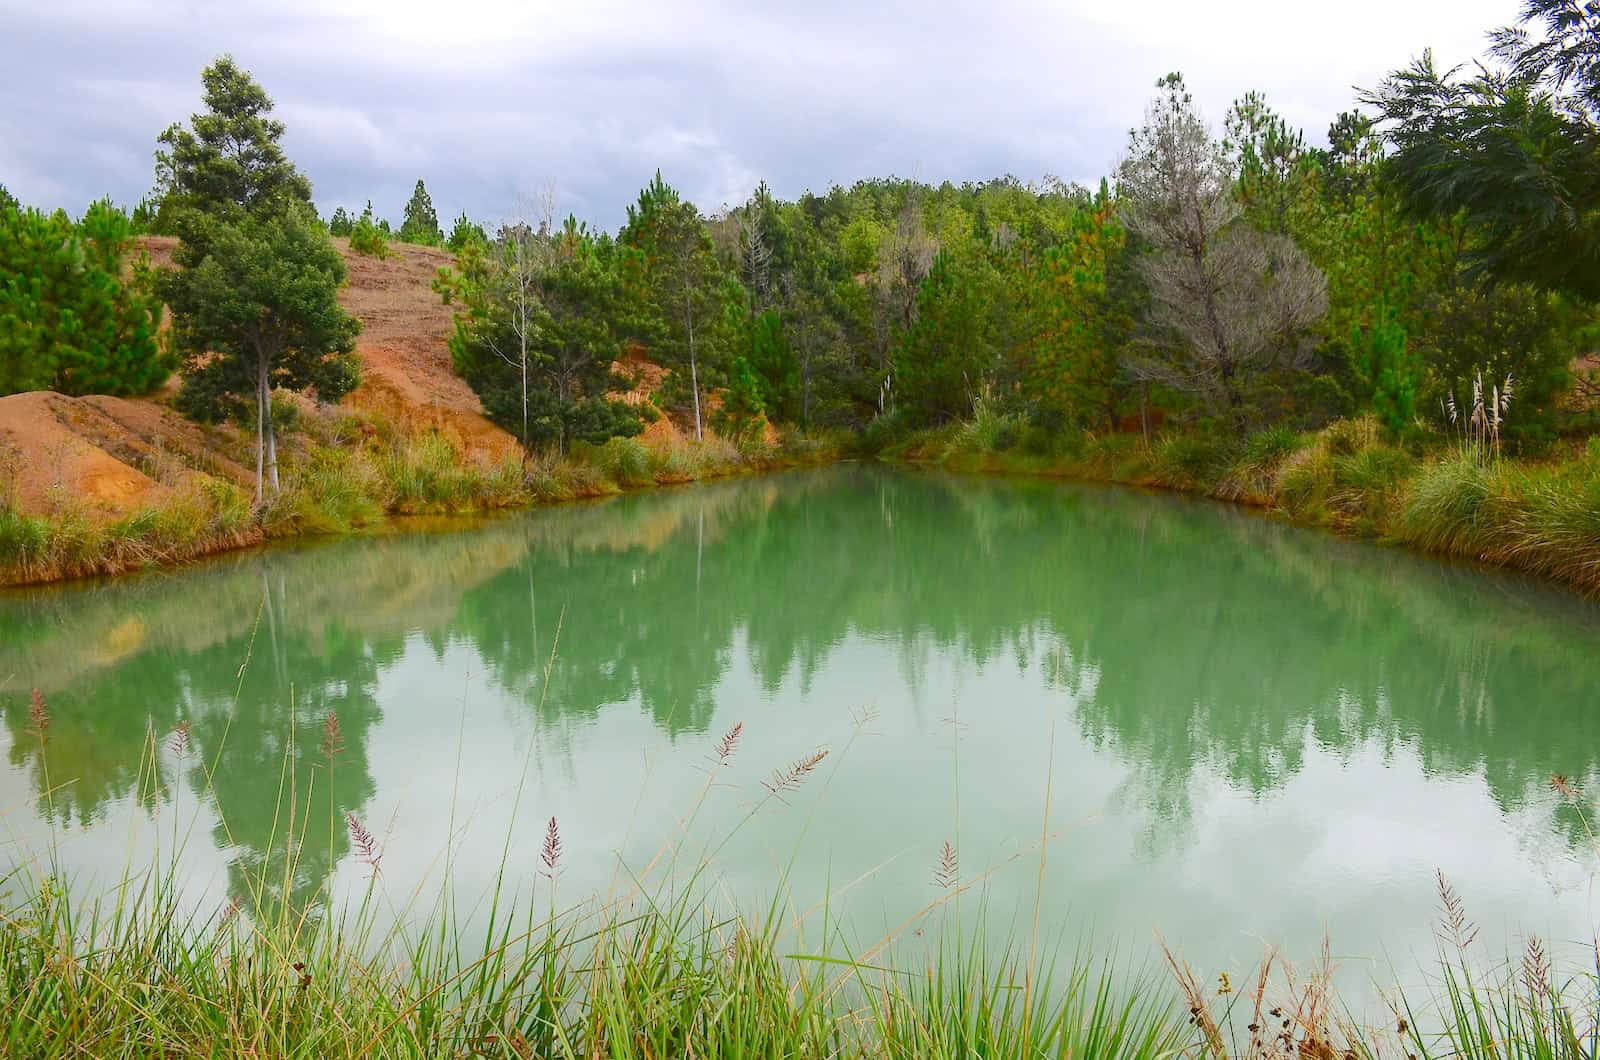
[[4, 464, 1599, 995]]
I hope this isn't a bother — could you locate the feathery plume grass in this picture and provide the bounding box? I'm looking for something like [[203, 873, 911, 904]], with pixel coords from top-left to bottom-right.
[[1436, 869, 1478, 950], [714, 721, 743, 764], [541, 816, 563, 879], [933, 840, 958, 889], [320, 710, 344, 758], [27, 688, 49, 742], [346, 812, 381, 875], [169, 720, 191, 758], [762, 748, 829, 798]]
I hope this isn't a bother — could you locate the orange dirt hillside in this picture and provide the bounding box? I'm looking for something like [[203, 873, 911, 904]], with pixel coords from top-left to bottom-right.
[[0, 238, 519, 521]]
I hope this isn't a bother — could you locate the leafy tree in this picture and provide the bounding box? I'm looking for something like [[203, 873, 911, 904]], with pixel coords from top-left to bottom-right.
[[1014, 197, 1126, 429], [0, 199, 169, 397], [349, 200, 388, 259], [1366, 1, 1600, 299], [129, 194, 163, 234], [1223, 90, 1315, 234], [158, 57, 360, 499], [1350, 302, 1421, 435], [398, 179, 442, 246], [155, 55, 313, 234], [327, 206, 353, 236]]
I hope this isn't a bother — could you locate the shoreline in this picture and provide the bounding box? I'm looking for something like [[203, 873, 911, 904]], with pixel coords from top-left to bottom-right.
[[877, 420, 1600, 599], [0, 435, 839, 590]]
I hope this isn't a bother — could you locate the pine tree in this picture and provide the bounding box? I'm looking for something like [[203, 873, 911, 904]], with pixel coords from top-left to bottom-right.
[[158, 56, 360, 500], [328, 206, 353, 236], [446, 211, 487, 250], [0, 199, 170, 397], [398, 179, 442, 246], [349, 200, 388, 259], [619, 171, 731, 440]]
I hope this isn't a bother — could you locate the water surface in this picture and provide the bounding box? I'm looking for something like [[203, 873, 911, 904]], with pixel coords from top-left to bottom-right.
[[5, 465, 1599, 996]]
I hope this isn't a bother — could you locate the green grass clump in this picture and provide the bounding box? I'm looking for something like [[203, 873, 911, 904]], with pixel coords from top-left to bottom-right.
[[1398, 456, 1502, 556], [1150, 434, 1236, 488], [594, 436, 654, 487]]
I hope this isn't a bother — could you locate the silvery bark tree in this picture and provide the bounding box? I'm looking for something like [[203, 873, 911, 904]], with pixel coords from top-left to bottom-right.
[[1117, 74, 1328, 423]]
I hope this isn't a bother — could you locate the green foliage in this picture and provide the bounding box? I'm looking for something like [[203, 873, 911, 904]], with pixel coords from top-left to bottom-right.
[[397, 178, 442, 246], [327, 205, 353, 236], [711, 354, 768, 444], [1367, 4, 1600, 300], [171, 202, 361, 423], [440, 221, 643, 452], [445, 211, 486, 250], [348, 200, 388, 259], [1351, 302, 1421, 436], [894, 251, 1001, 425], [0, 198, 171, 396], [155, 53, 312, 236], [620, 171, 733, 439]]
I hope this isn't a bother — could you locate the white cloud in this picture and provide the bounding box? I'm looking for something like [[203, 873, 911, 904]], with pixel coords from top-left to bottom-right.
[[0, 0, 1528, 228]]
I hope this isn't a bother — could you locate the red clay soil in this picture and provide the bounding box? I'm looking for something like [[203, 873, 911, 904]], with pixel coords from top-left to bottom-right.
[[0, 238, 521, 520]]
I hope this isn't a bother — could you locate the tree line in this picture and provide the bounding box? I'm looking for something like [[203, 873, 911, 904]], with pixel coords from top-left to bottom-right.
[[1, 0, 1595, 500]]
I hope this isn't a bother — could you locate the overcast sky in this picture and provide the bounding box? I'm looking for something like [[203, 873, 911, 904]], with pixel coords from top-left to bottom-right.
[[2, 0, 1516, 232]]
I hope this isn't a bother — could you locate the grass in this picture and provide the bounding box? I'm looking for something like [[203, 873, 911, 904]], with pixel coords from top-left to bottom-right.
[[0, 408, 844, 587], [888, 412, 1600, 596]]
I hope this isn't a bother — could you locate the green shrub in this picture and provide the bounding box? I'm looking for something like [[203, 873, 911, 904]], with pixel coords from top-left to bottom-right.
[[1150, 434, 1234, 487], [348, 200, 388, 259], [1399, 457, 1500, 554], [596, 436, 654, 487], [947, 395, 1023, 456]]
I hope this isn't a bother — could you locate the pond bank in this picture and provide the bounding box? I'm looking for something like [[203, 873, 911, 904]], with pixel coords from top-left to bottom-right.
[[883, 416, 1600, 596], [0, 430, 842, 587]]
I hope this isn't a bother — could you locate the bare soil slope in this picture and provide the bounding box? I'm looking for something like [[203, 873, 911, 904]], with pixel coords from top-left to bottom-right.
[[0, 238, 519, 519]]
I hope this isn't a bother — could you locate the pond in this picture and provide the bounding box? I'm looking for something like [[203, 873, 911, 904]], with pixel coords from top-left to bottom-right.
[[4, 464, 1599, 999]]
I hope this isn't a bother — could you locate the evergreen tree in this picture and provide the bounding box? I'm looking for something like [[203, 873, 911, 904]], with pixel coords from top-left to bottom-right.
[[398, 179, 442, 246], [349, 200, 388, 258], [446, 211, 487, 251], [328, 206, 353, 236], [158, 57, 360, 500], [0, 199, 170, 397], [1367, 1, 1600, 299], [438, 218, 641, 452], [619, 171, 730, 440], [173, 202, 360, 498], [155, 55, 312, 237]]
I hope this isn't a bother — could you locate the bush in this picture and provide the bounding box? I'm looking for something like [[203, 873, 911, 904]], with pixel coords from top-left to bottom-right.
[[596, 436, 654, 487], [349, 201, 388, 259], [1399, 456, 1500, 554], [1150, 434, 1235, 487]]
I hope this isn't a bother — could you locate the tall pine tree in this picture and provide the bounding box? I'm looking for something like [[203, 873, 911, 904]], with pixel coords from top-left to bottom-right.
[[398, 179, 442, 246], [159, 56, 360, 500]]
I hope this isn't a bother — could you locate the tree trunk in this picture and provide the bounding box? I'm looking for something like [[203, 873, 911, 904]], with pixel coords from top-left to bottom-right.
[[520, 304, 530, 453], [254, 364, 266, 505], [686, 291, 702, 441], [258, 354, 280, 496]]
